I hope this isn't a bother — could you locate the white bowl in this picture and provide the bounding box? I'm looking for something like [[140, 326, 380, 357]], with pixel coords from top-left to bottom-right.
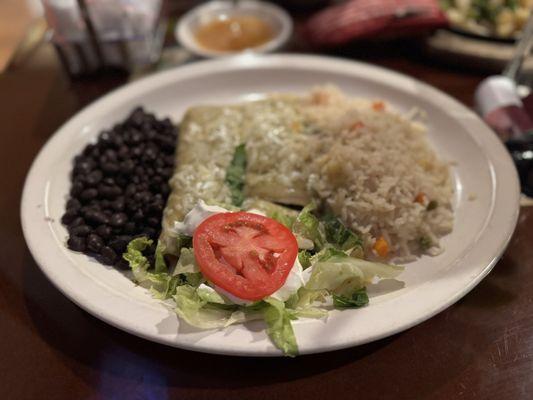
[[175, 0, 293, 58]]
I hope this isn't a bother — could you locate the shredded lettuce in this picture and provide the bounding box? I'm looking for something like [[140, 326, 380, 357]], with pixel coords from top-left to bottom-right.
[[311, 247, 348, 263], [196, 284, 231, 305], [123, 237, 180, 299], [292, 203, 326, 250], [333, 288, 369, 309], [123, 214, 404, 357], [175, 233, 192, 255], [174, 285, 237, 329], [154, 240, 167, 273], [174, 285, 263, 329], [306, 256, 403, 297], [271, 210, 297, 229], [225, 143, 247, 206], [321, 214, 363, 252], [123, 236, 154, 282], [262, 298, 298, 357], [298, 250, 312, 269], [243, 198, 298, 228], [174, 247, 203, 287]]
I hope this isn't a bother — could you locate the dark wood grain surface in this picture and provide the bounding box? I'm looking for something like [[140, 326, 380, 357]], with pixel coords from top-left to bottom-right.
[[1, 20, 533, 400]]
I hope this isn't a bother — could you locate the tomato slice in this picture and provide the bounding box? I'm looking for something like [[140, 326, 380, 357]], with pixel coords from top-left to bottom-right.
[[193, 212, 298, 301]]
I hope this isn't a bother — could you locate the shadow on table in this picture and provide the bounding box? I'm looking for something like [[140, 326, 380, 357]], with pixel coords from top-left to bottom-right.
[[21, 250, 394, 391]]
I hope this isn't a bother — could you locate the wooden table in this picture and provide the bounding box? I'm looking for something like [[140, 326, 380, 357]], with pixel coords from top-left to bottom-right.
[[2, 25, 533, 400]]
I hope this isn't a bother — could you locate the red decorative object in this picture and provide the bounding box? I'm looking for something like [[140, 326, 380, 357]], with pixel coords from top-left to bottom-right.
[[306, 0, 448, 47]]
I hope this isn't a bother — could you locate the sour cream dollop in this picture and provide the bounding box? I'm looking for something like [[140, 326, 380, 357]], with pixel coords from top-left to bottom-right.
[[172, 200, 228, 236]]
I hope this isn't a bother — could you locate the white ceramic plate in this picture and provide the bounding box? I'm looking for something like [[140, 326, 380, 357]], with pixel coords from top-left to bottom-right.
[[21, 54, 520, 356]]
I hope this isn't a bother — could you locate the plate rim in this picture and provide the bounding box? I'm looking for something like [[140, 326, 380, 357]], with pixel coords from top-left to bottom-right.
[[21, 54, 521, 356]]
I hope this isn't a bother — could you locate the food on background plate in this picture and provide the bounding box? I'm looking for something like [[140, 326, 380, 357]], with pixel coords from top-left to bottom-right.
[[441, 0, 532, 38], [62, 86, 454, 355]]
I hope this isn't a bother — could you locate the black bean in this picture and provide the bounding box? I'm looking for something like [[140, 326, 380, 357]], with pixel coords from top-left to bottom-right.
[[74, 159, 95, 175], [70, 224, 91, 237], [161, 118, 173, 130], [70, 181, 84, 196], [84, 209, 110, 225], [129, 108, 145, 125], [98, 199, 112, 209], [131, 130, 143, 144], [98, 185, 121, 199], [100, 246, 117, 265], [136, 182, 149, 191], [119, 159, 135, 174], [102, 177, 115, 185], [123, 221, 136, 233], [61, 209, 78, 225], [89, 147, 101, 158], [67, 236, 86, 252], [108, 236, 131, 253], [143, 227, 157, 238], [145, 167, 155, 177], [125, 184, 136, 197], [146, 202, 163, 215], [80, 188, 98, 201], [95, 225, 112, 239], [114, 176, 127, 187], [111, 197, 125, 211], [85, 169, 103, 186], [117, 145, 130, 159], [110, 212, 127, 227], [98, 130, 112, 142], [131, 147, 142, 158], [103, 149, 117, 161], [126, 200, 140, 213], [114, 258, 130, 270], [66, 198, 81, 211], [146, 217, 159, 227], [68, 216, 85, 228], [145, 146, 158, 160], [164, 154, 175, 166], [111, 135, 124, 147], [154, 158, 165, 168], [132, 209, 144, 222], [101, 162, 119, 174], [87, 233, 104, 253]]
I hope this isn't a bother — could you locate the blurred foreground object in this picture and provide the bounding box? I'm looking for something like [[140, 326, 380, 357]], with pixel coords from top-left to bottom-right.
[[42, 0, 165, 76], [305, 0, 447, 47]]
